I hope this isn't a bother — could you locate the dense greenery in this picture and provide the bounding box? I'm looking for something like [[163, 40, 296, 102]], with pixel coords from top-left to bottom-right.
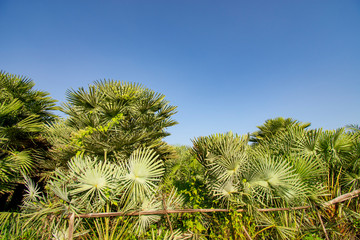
[[1, 72, 359, 239], [0, 71, 58, 208], [46, 80, 178, 167]]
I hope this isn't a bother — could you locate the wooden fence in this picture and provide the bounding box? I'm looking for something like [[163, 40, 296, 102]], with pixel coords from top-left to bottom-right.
[[67, 188, 360, 240]]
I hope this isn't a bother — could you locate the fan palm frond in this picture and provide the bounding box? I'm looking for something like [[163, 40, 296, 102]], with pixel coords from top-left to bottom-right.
[[192, 132, 248, 184], [247, 155, 307, 206], [0, 71, 58, 196], [251, 117, 310, 143], [134, 196, 162, 235], [211, 180, 239, 204], [121, 148, 164, 202], [23, 174, 41, 202], [318, 128, 353, 167], [67, 156, 122, 209], [257, 211, 298, 240], [0, 99, 23, 118], [297, 128, 321, 156], [9, 150, 34, 174], [164, 187, 184, 210], [150, 228, 183, 240], [56, 80, 178, 162], [48, 179, 71, 203]]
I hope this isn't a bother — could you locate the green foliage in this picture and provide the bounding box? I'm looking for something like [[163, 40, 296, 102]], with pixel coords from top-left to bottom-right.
[[80, 214, 133, 240], [148, 227, 183, 240], [249, 119, 360, 239], [178, 177, 210, 239], [250, 117, 311, 143], [47, 80, 178, 164], [21, 148, 185, 238], [0, 212, 41, 239], [187, 118, 360, 239], [2, 73, 360, 240], [302, 233, 323, 240], [192, 131, 324, 211], [0, 71, 58, 200]]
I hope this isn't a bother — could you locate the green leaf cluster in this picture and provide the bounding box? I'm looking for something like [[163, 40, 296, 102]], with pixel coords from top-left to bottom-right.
[[47, 80, 178, 165], [0, 71, 58, 195]]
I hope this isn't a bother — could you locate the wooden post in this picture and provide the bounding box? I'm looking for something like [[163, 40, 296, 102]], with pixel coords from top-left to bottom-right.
[[316, 211, 329, 240], [68, 213, 75, 240]]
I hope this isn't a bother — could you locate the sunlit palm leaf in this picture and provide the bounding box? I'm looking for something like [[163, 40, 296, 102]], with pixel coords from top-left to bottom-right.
[[192, 132, 248, 185], [165, 187, 184, 210], [23, 174, 41, 202], [318, 128, 353, 167], [151, 228, 183, 240], [211, 180, 238, 204], [247, 155, 307, 205], [121, 148, 164, 201], [257, 211, 297, 240], [0, 99, 23, 118], [66, 156, 123, 210], [134, 196, 162, 235], [8, 150, 34, 174]]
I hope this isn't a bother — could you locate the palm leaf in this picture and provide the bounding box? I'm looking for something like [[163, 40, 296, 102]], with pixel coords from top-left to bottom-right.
[[67, 156, 122, 210], [133, 195, 162, 235], [246, 155, 307, 206], [121, 148, 164, 202]]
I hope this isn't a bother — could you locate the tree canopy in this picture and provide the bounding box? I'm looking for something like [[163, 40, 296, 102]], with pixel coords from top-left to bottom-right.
[[0, 71, 58, 194], [47, 80, 178, 164]]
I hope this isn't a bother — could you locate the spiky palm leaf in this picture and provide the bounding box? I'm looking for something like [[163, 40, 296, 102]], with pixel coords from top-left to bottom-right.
[[192, 132, 248, 187], [211, 180, 239, 204], [318, 128, 353, 168], [0, 71, 58, 198], [133, 196, 162, 235], [256, 210, 298, 240], [51, 79, 178, 163], [150, 228, 183, 240], [246, 155, 308, 206], [121, 148, 164, 202], [23, 174, 41, 202], [250, 117, 311, 143], [164, 187, 184, 210], [58, 156, 123, 211]]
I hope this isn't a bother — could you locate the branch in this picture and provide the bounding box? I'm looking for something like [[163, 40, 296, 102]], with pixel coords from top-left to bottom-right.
[[323, 188, 360, 208]]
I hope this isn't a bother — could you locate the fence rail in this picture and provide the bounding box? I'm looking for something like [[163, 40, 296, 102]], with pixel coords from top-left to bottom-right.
[[66, 188, 360, 240]]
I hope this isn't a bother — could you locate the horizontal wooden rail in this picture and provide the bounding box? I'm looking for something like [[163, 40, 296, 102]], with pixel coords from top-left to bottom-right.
[[66, 188, 360, 240], [322, 188, 360, 208], [70, 188, 360, 219], [74, 206, 311, 219]]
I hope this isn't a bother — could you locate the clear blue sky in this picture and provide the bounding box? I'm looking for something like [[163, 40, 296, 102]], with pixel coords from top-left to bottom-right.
[[1, 0, 359, 145]]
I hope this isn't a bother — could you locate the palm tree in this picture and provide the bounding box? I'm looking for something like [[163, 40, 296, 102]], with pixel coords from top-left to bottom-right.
[[21, 148, 184, 239], [47, 80, 178, 164], [250, 124, 360, 239], [191, 130, 326, 239], [0, 71, 58, 207], [250, 117, 310, 143], [346, 124, 360, 133]]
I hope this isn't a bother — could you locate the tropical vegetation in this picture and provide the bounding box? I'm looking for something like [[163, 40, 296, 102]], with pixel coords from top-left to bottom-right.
[[46, 80, 178, 166], [0, 71, 359, 240], [0, 71, 58, 209]]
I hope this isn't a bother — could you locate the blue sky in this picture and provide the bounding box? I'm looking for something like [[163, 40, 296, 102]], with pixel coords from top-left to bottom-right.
[[1, 0, 359, 145]]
